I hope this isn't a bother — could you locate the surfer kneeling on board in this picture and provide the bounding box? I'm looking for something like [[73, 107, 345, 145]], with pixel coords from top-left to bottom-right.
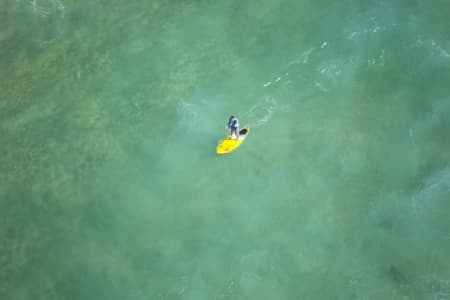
[[226, 115, 240, 140]]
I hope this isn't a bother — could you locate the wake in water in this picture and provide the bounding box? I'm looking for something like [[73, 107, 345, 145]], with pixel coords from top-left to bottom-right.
[[176, 99, 199, 130], [241, 97, 287, 129], [30, 0, 65, 18], [175, 95, 285, 142], [27, 0, 66, 47], [410, 167, 450, 217]]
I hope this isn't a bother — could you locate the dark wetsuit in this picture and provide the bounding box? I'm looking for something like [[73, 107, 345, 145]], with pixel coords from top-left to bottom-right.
[[228, 117, 239, 138]]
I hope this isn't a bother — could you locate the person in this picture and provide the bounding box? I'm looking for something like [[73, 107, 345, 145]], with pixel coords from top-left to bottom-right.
[[226, 115, 240, 140]]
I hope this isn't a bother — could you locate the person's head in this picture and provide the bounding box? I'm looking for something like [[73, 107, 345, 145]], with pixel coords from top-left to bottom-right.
[[229, 115, 235, 119]]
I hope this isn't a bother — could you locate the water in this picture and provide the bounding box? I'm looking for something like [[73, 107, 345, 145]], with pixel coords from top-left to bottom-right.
[[1, 0, 450, 299]]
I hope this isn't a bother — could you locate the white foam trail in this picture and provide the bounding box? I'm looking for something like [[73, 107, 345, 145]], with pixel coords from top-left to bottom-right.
[[287, 47, 315, 66], [262, 70, 292, 89], [413, 38, 450, 61], [30, 0, 51, 17], [28, 0, 67, 47], [39, 37, 59, 47], [29, 0, 65, 18], [410, 168, 450, 217], [53, 0, 65, 18], [431, 39, 450, 59], [314, 81, 328, 92], [263, 71, 289, 88], [243, 97, 286, 128], [348, 32, 358, 39], [177, 100, 199, 121], [345, 18, 394, 41]]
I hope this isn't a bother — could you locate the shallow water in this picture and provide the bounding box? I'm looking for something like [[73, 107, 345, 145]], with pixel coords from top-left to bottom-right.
[[1, 0, 450, 299]]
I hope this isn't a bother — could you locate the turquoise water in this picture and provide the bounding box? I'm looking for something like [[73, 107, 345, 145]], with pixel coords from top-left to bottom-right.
[[1, 0, 450, 299]]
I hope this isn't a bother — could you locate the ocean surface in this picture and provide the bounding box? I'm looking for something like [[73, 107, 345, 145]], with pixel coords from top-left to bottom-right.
[[1, 0, 450, 299]]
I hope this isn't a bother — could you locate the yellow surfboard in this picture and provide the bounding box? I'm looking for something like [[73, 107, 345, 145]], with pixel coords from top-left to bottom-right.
[[216, 128, 250, 154]]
